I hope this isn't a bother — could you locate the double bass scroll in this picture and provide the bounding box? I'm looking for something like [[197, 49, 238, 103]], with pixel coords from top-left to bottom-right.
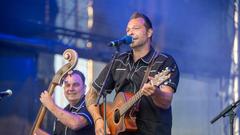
[[30, 49, 78, 135]]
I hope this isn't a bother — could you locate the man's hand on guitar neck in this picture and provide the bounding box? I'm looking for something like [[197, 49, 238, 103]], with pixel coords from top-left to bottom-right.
[[141, 76, 161, 96], [141, 76, 174, 109]]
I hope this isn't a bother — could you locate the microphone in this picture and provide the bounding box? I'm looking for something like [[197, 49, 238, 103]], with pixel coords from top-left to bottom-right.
[[0, 89, 13, 98], [108, 35, 133, 47]]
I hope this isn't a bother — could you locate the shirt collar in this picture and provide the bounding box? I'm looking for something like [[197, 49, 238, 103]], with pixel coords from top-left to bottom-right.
[[129, 46, 157, 64], [69, 95, 85, 110]]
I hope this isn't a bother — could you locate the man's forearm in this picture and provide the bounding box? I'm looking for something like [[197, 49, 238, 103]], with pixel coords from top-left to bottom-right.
[[47, 103, 87, 130], [151, 85, 173, 109], [86, 87, 103, 123]]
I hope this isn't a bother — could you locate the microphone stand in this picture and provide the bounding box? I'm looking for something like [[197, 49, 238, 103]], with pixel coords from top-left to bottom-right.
[[211, 99, 240, 135], [95, 46, 120, 135]]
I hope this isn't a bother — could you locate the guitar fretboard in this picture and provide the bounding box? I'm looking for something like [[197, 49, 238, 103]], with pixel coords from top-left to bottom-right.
[[119, 90, 143, 116], [117, 68, 171, 116]]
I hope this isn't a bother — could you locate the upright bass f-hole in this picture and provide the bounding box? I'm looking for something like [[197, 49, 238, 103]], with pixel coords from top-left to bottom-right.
[[30, 49, 78, 135]]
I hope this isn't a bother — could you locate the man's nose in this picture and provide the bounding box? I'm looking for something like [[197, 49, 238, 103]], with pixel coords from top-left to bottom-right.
[[127, 29, 134, 36], [68, 85, 74, 91]]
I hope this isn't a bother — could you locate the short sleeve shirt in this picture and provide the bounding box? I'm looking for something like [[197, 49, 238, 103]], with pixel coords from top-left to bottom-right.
[[53, 96, 95, 135], [92, 47, 180, 135]]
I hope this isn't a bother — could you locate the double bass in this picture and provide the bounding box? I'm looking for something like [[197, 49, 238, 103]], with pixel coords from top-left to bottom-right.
[[30, 49, 78, 135]]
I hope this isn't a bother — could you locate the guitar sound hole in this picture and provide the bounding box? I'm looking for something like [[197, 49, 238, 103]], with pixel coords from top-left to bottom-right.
[[114, 109, 120, 124]]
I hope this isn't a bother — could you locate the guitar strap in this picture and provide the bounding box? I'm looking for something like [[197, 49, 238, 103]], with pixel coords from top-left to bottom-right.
[[140, 51, 159, 88], [133, 51, 159, 111]]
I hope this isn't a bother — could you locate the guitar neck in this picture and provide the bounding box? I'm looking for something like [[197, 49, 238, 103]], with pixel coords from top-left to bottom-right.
[[119, 90, 143, 116], [118, 69, 171, 116]]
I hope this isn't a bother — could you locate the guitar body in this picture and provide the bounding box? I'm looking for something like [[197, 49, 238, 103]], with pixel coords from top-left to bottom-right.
[[100, 92, 137, 135]]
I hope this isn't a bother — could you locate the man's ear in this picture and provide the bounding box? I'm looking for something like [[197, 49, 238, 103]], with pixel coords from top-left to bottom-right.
[[147, 28, 153, 38]]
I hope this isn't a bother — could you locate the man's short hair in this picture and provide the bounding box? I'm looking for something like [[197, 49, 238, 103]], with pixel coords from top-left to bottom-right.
[[67, 70, 85, 84], [130, 12, 153, 30]]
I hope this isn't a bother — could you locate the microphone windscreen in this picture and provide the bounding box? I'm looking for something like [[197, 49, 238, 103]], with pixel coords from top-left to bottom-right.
[[123, 35, 133, 44], [6, 89, 13, 96]]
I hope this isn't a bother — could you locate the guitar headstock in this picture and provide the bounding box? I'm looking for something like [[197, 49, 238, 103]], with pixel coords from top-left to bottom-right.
[[151, 67, 172, 86]]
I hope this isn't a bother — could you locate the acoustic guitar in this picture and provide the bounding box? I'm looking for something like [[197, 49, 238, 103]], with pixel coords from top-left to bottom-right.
[[100, 68, 172, 135]]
